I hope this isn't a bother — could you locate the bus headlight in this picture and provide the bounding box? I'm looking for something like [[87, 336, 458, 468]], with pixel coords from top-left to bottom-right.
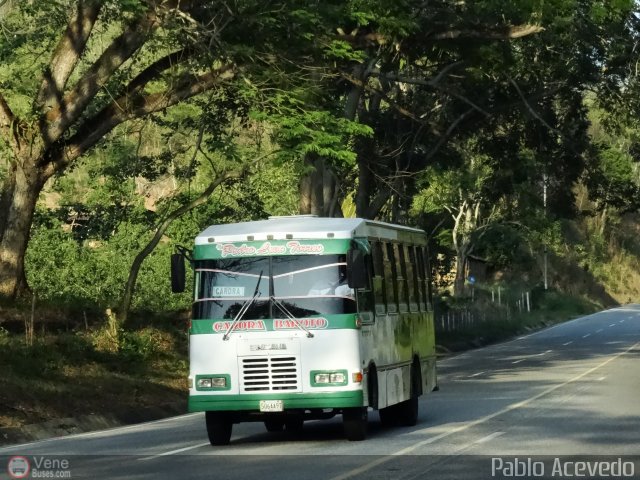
[[197, 378, 212, 388], [311, 370, 348, 386], [211, 376, 227, 388], [196, 375, 229, 390]]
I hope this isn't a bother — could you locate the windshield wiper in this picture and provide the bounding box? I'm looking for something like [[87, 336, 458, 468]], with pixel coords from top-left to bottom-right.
[[270, 296, 314, 338], [222, 271, 263, 341]]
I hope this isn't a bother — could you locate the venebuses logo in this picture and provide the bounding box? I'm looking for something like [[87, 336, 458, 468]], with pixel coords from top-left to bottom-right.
[[7, 456, 30, 479]]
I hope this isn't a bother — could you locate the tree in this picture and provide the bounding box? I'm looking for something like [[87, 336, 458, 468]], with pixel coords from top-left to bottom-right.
[[412, 144, 504, 296], [0, 0, 239, 298], [0, 0, 340, 300]]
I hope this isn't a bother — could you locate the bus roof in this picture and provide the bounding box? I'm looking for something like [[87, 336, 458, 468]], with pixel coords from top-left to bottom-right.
[[195, 216, 426, 245]]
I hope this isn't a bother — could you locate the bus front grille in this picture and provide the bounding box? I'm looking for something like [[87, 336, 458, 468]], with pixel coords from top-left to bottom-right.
[[241, 356, 300, 392]]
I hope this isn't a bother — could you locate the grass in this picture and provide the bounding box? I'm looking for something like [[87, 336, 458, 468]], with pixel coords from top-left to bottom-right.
[[0, 321, 188, 431]]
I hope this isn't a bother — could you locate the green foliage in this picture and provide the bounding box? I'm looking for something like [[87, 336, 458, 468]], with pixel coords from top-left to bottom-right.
[[4, 0, 640, 315]]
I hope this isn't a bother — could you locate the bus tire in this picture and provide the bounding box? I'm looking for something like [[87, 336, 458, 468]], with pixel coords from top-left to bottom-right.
[[367, 363, 378, 409], [343, 407, 368, 441], [378, 404, 398, 427], [205, 412, 233, 445], [395, 396, 418, 426], [396, 361, 421, 426], [285, 417, 304, 433], [264, 419, 284, 432]]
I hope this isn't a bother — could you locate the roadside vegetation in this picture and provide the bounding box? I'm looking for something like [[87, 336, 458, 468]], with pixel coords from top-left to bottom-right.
[[0, 317, 187, 435], [1, 0, 640, 436]]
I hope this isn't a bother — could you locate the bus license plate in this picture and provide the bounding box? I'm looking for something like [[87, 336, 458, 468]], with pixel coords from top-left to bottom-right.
[[259, 400, 283, 412]]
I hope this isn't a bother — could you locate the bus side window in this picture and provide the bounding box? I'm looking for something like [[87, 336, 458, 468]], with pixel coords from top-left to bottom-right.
[[384, 242, 399, 314], [356, 254, 376, 322], [416, 247, 429, 312], [424, 245, 434, 311], [405, 245, 419, 312], [395, 244, 409, 313], [371, 241, 387, 315], [418, 247, 433, 311]]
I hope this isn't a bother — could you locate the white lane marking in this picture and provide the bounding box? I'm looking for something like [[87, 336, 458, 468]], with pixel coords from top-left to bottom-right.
[[583, 334, 591, 338], [0, 413, 202, 454], [475, 431, 505, 444], [609, 324, 616, 327], [441, 306, 630, 363], [469, 371, 486, 378], [619, 320, 625, 323], [597, 376, 606, 381], [512, 349, 553, 364], [138, 442, 210, 461], [330, 340, 640, 480], [514, 314, 591, 341], [535, 350, 552, 356], [596, 329, 603, 333], [562, 341, 573, 346]]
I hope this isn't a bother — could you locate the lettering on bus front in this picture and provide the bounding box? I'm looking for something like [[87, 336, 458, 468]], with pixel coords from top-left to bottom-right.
[[273, 318, 328, 330], [216, 241, 325, 258], [212, 320, 267, 332]]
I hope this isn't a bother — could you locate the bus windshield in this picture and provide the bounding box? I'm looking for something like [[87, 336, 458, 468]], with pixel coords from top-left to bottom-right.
[[193, 255, 356, 320]]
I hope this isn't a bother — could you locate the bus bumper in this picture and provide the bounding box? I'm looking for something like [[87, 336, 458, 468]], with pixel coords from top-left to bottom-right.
[[188, 391, 364, 412]]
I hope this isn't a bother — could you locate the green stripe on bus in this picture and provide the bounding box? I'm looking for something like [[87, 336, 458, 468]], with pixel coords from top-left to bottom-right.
[[193, 239, 351, 260], [188, 391, 364, 412], [190, 313, 358, 334]]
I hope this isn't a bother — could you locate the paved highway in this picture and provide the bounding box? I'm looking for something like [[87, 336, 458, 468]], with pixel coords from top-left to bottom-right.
[[1, 306, 639, 479]]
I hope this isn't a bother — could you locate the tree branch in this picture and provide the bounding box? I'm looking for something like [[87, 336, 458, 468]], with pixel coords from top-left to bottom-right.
[[368, 63, 490, 117], [365, 186, 392, 219], [340, 72, 427, 125], [44, 64, 236, 175], [508, 76, 562, 137], [424, 108, 475, 163], [369, 61, 464, 88], [122, 48, 194, 97], [336, 24, 544, 48], [41, 9, 161, 145], [118, 149, 269, 321], [430, 24, 544, 40], [37, 0, 103, 111], [0, 91, 18, 149]]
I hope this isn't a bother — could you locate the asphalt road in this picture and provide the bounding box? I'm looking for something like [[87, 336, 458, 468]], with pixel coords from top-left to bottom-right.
[[1, 306, 639, 480]]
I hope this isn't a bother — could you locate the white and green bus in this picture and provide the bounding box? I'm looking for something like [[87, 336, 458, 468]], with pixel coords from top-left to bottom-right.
[[171, 215, 438, 444]]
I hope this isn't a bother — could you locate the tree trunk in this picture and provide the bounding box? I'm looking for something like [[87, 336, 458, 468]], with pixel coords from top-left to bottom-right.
[[0, 157, 45, 298], [298, 154, 342, 217], [598, 206, 607, 236], [453, 253, 467, 297]]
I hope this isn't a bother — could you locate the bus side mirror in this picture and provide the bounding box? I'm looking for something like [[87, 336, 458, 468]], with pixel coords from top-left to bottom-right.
[[171, 253, 186, 293], [347, 249, 368, 289]]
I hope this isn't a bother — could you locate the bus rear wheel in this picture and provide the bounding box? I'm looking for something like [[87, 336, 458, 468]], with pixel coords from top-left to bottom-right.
[[378, 404, 399, 427], [343, 407, 367, 441], [395, 395, 418, 426], [205, 412, 233, 445], [396, 361, 420, 426]]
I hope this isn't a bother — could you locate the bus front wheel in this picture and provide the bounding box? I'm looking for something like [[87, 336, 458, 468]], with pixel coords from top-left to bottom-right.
[[205, 412, 233, 445], [343, 407, 367, 441], [264, 419, 284, 432]]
